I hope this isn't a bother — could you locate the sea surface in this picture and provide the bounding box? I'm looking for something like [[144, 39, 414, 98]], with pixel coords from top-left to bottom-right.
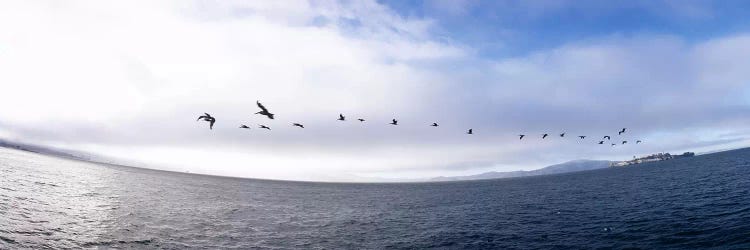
[[1, 147, 749, 249]]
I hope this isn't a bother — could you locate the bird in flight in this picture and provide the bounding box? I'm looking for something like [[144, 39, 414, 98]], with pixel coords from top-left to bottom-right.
[[338, 114, 346, 121], [431, 122, 439, 127], [598, 141, 604, 144], [292, 123, 304, 128], [357, 118, 365, 122], [560, 133, 565, 137], [239, 124, 250, 129], [636, 140, 642, 144], [390, 119, 398, 125], [542, 134, 549, 139], [255, 101, 274, 119], [611, 143, 617, 146], [467, 129, 473, 135], [197, 113, 216, 130], [519, 135, 525, 140], [622, 141, 627, 144], [618, 128, 627, 135], [603, 136, 611, 140], [259, 125, 271, 130], [578, 136, 586, 139]]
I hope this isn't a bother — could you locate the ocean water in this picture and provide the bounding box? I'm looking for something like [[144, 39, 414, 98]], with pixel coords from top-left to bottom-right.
[[1, 147, 749, 249]]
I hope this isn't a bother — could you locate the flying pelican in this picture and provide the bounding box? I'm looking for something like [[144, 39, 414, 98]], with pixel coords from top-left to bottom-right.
[[603, 136, 611, 140], [292, 123, 304, 128], [618, 128, 627, 135], [196, 113, 215, 130], [338, 114, 345, 121], [357, 118, 365, 122], [519, 135, 525, 140], [636, 140, 642, 144], [255, 101, 274, 119], [542, 134, 549, 139], [390, 119, 398, 125], [431, 123, 439, 127], [560, 133, 565, 137], [239, 124, 250, 129], [598, 141, 604, 144], [622, 141, 627, 144], [467, 129, 473, 134], [259, 125, 271, 130], [578, 136, 586, 139]]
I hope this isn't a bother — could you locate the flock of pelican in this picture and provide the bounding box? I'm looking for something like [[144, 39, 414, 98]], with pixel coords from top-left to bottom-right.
[[197, 101, 643, 146]]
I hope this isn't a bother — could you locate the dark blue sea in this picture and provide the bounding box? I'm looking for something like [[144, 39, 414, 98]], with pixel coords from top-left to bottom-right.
[[1, 147, 749, 249]]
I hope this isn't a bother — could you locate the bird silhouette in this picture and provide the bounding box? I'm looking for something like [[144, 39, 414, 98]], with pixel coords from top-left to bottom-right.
[[357, 118, 365, 122], [542, 134, 549, 139], [636, 140, 642, 144], [338, 114, 345, 121], [611, 143, 617, 146], [603, 136, 611, 140], [467, 129, 473, 134], [622, 141, 627, 144], [578, 136, 586, 139], [292, 123, 304, 128], [239, 124, 250, 129], [255, 101, 274, 119], [259, 125, 271, 130], [519, 135, 525, 140], [390, 119, 398, 125], [197, 113, 215, 130], [431, 122, 439, 127], [598, 141, 604, 144], [618, 128, 626, 135], [560, 133, 565, 137]]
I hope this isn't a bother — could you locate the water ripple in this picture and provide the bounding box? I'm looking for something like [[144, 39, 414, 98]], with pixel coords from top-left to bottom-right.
[[1, 147, 750, 249]]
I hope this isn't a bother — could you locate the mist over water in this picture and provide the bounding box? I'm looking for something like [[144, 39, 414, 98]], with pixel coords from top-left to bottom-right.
[[1, 147, 749, 249]]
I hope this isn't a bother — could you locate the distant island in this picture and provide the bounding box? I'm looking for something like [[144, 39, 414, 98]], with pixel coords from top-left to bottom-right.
[[611, 152, 695, 167]]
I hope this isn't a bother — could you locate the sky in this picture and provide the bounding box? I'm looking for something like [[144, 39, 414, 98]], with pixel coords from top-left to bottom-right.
[[1, 0, 749, 182]]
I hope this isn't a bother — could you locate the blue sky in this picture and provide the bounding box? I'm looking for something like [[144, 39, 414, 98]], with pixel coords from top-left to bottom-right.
[[379, 0, 750, 57], [0, 0, 749, 181]]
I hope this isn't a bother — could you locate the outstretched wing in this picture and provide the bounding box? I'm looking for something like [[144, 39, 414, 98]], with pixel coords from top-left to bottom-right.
[[209, 119, 215, 129], [257, 101, 269, 112], [197, 115, 207, 121]]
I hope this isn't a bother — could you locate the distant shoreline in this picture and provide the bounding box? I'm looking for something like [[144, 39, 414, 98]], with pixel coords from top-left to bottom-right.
[[1, 138, 744, 184]]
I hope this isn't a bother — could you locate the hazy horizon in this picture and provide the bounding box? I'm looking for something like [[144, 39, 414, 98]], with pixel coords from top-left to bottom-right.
[[2, 1, 750, 181]]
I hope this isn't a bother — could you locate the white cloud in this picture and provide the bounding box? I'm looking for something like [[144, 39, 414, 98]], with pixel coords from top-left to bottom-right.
[[0, 1, 748, 181]]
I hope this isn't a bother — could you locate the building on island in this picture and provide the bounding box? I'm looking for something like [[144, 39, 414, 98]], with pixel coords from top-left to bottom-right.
[[611, 152, 694, 167]]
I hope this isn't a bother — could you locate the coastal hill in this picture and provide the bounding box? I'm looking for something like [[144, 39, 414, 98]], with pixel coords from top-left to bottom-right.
[[0, 138, 90, 160], [431, 160, 612, 182]]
